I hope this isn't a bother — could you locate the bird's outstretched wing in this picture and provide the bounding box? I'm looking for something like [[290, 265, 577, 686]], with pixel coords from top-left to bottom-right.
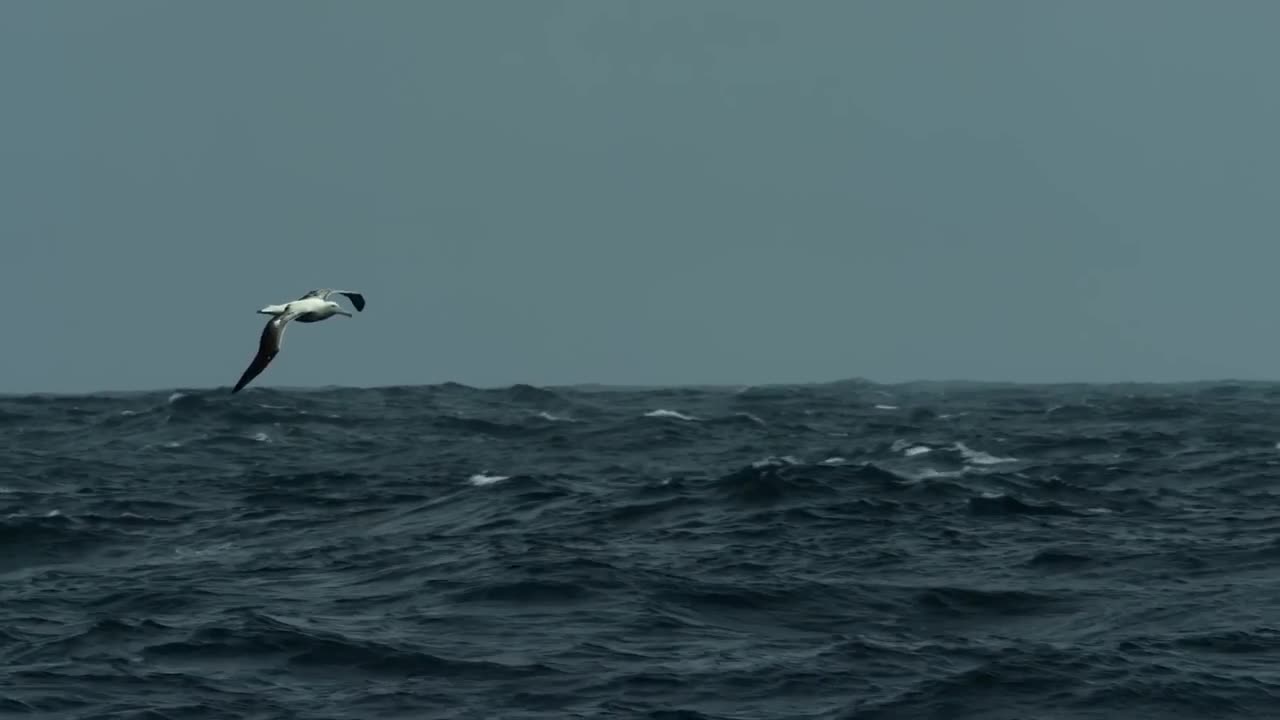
[[298, 288, 366, 312], [231, 309, 302, 393]]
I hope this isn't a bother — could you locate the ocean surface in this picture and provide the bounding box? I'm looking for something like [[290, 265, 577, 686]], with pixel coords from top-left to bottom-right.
[[4, 380, 1280, 719]]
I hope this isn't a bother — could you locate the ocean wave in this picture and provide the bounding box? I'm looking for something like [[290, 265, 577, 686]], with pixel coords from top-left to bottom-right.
[[3, 381, 1280, 717]]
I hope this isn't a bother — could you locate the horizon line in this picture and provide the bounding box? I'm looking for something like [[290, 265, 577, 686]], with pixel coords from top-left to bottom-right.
[[3, 375, 1279, 398]]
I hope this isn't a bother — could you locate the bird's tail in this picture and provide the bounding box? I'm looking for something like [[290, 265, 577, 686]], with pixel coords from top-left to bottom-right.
[[257, 303, 288, 316]]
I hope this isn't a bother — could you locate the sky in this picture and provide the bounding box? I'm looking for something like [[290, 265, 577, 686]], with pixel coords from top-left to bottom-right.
[[4, 0, 1280, 393]]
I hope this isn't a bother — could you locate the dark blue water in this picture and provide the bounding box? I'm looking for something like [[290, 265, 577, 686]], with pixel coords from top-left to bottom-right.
[[4, 380, 1280, 719]]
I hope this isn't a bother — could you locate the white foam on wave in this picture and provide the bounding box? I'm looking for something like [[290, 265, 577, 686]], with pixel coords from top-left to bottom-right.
[[820, 457, 848, 466], [141, 439, 188, 451], [752, 455, 802, 469], [468, 473, 510, 486], [5, 509, 62, 520], [909, 467, 966, 481], [955, 441, 1017, 465], [892, 439, 933, 457], [875, 404, 898, 411], [645, 409, 699, 421]]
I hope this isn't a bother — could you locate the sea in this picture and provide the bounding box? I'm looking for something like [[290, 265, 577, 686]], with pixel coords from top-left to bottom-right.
[[3, 379, 1280, 719]]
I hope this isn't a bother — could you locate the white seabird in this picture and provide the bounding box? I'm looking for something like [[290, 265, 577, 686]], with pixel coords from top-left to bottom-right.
[[231, 288, 367, 394]]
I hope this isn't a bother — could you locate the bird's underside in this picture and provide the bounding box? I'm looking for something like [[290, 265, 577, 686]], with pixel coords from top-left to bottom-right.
[[231, 312, 293, 393]]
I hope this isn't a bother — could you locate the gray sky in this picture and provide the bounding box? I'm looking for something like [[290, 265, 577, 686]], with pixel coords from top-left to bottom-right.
[[4, 1, 1280, 393]]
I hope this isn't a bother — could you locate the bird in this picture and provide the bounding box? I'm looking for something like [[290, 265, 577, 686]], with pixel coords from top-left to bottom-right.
[[230, 288, 367, 394]]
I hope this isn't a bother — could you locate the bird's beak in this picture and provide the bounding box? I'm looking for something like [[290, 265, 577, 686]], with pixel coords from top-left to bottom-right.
[[339, 310, 353, 317]]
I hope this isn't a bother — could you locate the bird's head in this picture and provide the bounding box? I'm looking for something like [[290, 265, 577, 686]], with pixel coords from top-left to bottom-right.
[[328, 301, 352, 317]]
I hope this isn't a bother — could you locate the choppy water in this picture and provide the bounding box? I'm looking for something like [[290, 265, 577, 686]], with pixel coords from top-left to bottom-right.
[[4, 380, 1280, 719]]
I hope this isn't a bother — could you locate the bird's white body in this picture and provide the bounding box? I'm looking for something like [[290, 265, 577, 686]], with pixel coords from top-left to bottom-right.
[[258, 296, 347, 324]]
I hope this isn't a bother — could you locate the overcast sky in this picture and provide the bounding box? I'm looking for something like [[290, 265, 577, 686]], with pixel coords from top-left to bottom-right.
[[3, 1, 1279, 393]]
